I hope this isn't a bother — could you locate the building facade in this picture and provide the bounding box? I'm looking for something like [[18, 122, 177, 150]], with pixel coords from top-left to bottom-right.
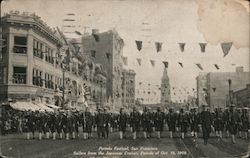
[[82, 29, 124, 109], [0, 11, 106, 110], [135, 82, 161, 105], [121, 69, 135, 109], [196, 67, 250, 109], [160, 67, 171, 106], [232, 84, 250, 108]]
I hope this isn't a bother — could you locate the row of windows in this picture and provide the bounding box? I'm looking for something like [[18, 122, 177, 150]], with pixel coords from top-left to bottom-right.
[[12, 36, 54, 65]]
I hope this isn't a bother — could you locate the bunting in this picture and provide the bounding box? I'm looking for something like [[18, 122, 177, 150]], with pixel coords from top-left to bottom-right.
[[179, 43, 185, 52], [178, 62, 183, 68], [214, 64, 220, 70], [162, 61, 168, 68], [135, 40, 142, 51], [155, 42, 163, 52], [199, 43, 207, 52], [122, 56, 128, 65], [196, 63, 203, 70], [136, 58, 142, 66], [221, 42, 233, 57], [150, 60, 155, 67]]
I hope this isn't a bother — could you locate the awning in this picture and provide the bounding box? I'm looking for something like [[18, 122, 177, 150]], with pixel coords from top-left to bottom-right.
[[34, 103, 54, 112], [10, 101, 41, 111], [46, 104, 61, 109]]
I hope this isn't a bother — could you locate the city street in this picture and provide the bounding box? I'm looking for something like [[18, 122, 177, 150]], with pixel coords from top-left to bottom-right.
[[1, 131, 249, 158]]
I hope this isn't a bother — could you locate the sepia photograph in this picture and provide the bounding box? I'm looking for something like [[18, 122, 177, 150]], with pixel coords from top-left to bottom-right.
[[0, 0, 249, 157]]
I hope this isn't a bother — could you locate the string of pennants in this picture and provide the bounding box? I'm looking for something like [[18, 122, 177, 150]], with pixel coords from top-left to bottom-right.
[[122, 57, 228, 71], [135, 41, 233, 57]]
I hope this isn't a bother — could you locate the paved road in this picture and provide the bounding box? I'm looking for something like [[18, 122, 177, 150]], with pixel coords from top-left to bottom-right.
[[1, 131, 249, 158]]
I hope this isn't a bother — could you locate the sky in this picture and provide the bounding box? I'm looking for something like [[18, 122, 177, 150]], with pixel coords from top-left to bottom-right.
[[2, 0, 249, 102]]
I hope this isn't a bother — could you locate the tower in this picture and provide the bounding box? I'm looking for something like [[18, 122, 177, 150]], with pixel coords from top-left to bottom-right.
[[160, 67, 171, 106]]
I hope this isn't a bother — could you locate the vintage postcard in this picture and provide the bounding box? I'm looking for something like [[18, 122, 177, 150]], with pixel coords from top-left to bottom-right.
[[0, 0, 249, 157]]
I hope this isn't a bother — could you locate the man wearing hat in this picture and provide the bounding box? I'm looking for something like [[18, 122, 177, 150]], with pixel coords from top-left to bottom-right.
[[96, 108, 105, 138], [141, 107, 152, 138], [154, 107, 165, 139], [177, 108, 189, 139], [223, 107, 230, 137], [82, 107, 93, 139], [166, 108, 177, 138], [130, 107, 141, 139], [228, 104, 239, 144], [118, 108, 128, 139], [214, 107, 224, 140], [241, 107, 249, 139], [103, 108, 111, 138], [200, 105, 213, 145], [190, 107, 199, 138]]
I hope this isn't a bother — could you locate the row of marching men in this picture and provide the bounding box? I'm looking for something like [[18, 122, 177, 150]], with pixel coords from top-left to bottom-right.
[[23, 105, 249, 144]]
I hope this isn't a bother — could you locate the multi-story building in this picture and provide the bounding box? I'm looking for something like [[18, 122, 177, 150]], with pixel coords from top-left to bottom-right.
[[0, 11, 106, 110], [82, 29, 124, 108], [160, 67, 171, 107], [121, 69, 135, 109], [196, 67, 250, 109], [232, 84, 250, 108]]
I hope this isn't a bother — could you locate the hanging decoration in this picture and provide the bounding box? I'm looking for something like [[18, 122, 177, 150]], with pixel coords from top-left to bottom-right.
[[135, 40, 143, 51], [199, 43, 207, 52], [136, 58, 142, 66], [162, 61, 168, 68], [178, 62, 183, 68], [178, 43, 186, 52], [196, 63, 203, 70], [221, 42, 233, 57], [155, 42, 163, 52], [214, 64, 220, 70], [150, 60, 155, 67]]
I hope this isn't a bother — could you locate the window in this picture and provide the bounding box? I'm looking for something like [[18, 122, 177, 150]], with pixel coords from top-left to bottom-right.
[[44, 73, 54, 89], [13, 67, 27, 84], [14, 36, 27, 54], [0, 67, 6, 84], [91, 50, 96, 58], [33, 39, 43, 59], [33, 69, 43, 87]]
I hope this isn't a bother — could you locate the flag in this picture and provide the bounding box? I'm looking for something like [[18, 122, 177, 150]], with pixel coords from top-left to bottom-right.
[[136, 58, 142, 66], [179, 43, 185, 52], [162, 61, 168, 68], [75, 31, 82, 35], [196, 63, 203, 70], [135, 40, 142, 51], [155, 42, 163, 52], [150, 60, 155, 67], [122, 56, 128, 65], [93, 34, 100, 42], [212, 88, 216, 92], [221, 42, 233, 57], [214, 64, 219, 70], [178, 62, 183, 68], [199, 43, 207, 52]]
